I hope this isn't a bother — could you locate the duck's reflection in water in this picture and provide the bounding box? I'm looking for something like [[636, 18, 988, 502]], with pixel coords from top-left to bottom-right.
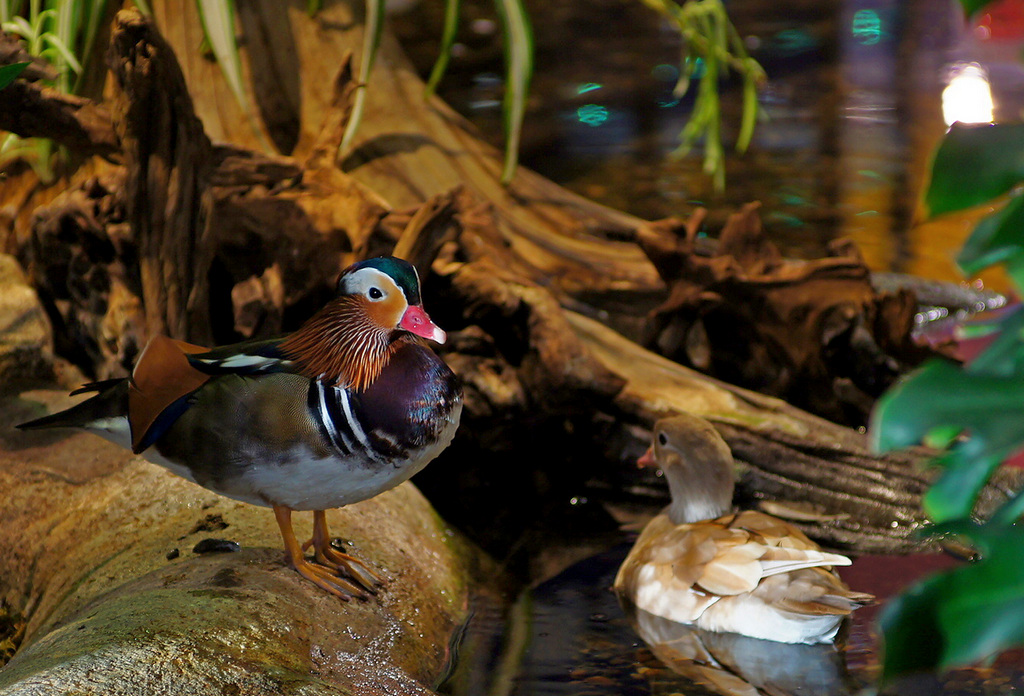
[[622, 601, 862, 696]]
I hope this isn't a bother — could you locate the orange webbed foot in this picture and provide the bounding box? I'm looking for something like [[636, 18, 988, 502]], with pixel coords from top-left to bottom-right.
[[303, 509, 383, 592], [273, 504, 381, 600]]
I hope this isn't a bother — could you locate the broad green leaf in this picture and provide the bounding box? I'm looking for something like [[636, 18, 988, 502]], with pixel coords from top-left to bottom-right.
[[957, 195, 1024, 277], [339, 0, 385, 156], [880, 571, 948, 682], [871, 358, 1024, 454], [923, 451, 1003, 522], [882, 524, 1024, 682], [0, 62, 28, 91], [926, 123, 1024, 217], [493, 0, 533, 184], [424, 0, 460, 97], [962, 304, 1024, 376]]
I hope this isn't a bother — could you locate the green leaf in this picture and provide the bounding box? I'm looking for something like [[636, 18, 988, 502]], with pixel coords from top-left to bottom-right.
[[926, 123, 1024, 217], [0, 62, 28, 91], [882, 525, 1024, 682], [424, 0, 460, 97], [195, 0, 245, 110], [958, 0, 1001, 19], [923, 451, 1003, 522], [74, 0, 111, 94], [493, 0, 533, 184], [880, 571, 948, 682], [962, 304, 1024, 376], [871, 358, 1024, 454], [339, 0, 385, 156], [871, 356, 1024, 520], [957, 194, 1024, 276]]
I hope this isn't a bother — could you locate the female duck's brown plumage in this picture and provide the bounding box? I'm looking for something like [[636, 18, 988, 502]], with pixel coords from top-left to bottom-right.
[[614, 414, 872, 644]]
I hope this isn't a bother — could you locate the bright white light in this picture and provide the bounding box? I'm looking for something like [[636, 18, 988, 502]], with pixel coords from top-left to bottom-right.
[[942, 63, 994, 126]]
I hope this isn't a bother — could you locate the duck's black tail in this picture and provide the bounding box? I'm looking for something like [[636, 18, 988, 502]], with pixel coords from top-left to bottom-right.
[[16, 379, 128, 431]]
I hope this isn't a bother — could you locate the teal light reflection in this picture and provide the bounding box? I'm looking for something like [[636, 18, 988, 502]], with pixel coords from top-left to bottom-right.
[[576, 82, 602, 95], [852, 9, 882, 45], [577, 104, 609, 126]]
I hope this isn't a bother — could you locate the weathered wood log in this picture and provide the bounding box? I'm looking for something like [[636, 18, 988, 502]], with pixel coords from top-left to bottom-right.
[[0, 390, 490, 695]]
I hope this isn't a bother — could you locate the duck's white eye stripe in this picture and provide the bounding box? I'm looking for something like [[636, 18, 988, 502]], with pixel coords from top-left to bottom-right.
[[342, 268, 400, 301]]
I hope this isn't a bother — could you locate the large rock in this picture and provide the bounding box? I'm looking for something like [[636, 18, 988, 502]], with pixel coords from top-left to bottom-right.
[[0, 389, 487, 695], [0, 255, 52, 385]]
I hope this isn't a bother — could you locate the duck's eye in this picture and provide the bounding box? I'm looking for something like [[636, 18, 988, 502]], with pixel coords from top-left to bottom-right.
[[368, 287, 384, 300], [657, 432, 668, 446]]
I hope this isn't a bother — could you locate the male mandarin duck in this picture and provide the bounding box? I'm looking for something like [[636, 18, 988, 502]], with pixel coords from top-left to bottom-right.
[[18, 256, 463, 600], [614, 414, 873, 644]]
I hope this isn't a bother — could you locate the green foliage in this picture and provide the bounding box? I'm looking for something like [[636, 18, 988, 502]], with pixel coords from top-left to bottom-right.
[[0, 0, 105, 181], [925, 123, 1024, 217], [339, 0, 385, 158], [195, 0, 244, 111], [871, 64, 1024, 680], [958, 0, 998, 19], [879, 520, 1024, 682], [0, 61, 28, 90], [492, 0, 532, 184], [637, 0, 765, 191], [424, 0, 460, 98]]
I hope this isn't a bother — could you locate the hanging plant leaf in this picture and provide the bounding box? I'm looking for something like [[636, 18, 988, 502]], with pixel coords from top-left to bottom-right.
[[195, 0, 245, 110], [425, 0, 460, 97], [340, 0, 385, 156], [926, 123, 1024, 217], [493, 0, 533, 184]]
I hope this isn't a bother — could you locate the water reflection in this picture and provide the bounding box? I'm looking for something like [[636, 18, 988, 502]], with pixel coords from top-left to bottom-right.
[[621, 603, 862, 696]]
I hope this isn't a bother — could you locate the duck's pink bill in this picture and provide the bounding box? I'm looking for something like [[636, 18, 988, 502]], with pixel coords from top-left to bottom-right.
[[400, 305, 447, 344], [637, 446, 656, 469]]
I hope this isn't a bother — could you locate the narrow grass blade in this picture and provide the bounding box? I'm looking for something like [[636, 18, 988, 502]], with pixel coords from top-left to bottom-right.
[[494, 0, 533, 184], [339, 0, 385, 156], [73, 0, 110, 93], [424, 0, 460, 97], [195, 0, 245, 109]]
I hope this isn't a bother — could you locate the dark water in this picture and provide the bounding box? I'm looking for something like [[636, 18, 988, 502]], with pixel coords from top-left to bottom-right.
[[443, 542, 1024, 696]]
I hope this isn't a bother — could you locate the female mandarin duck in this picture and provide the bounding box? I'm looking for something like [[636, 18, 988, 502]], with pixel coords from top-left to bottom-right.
[[18, 256, 462, 600], [614, 414, 872, 644]]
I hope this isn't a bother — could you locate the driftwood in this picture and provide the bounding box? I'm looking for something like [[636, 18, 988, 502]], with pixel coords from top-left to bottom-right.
[[639, 202, 933, 426], [1, 3, 1018, 572]]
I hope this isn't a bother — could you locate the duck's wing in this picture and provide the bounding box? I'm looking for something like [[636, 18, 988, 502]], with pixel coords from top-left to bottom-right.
[[127, 335, 213, 452], [186, 337, 294, 375], [128, 335, 296, 453], [725, 511, 854, 577]]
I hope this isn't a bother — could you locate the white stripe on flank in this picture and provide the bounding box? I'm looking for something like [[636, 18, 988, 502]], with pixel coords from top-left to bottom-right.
[[317, 381, 349, 454], [338, 388, 385, 463]]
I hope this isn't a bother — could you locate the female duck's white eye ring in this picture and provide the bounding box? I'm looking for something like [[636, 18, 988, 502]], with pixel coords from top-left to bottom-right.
[[658, 432, 668, 446]]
